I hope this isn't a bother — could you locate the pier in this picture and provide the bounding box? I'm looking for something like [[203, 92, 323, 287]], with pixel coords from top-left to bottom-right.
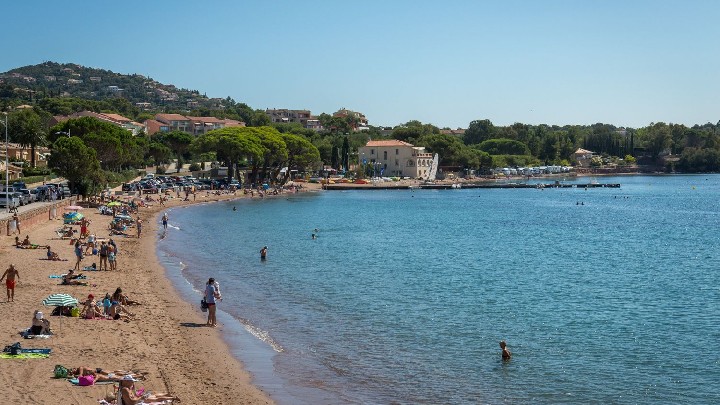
[[323, 182, 621, 190]]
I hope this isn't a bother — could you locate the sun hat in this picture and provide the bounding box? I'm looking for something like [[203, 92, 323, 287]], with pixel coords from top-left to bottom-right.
[[35, 312, 44, 320], [88, 294, 94, 299], [121, 375, 138, 382]]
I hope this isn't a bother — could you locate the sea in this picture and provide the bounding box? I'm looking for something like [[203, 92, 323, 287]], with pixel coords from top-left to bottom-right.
[[156, 175, 720, 405]]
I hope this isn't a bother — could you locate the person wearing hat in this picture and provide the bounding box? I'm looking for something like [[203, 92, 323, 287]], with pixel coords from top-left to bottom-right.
[[118, 374, 179, 404], [30, 310, 50, 335]]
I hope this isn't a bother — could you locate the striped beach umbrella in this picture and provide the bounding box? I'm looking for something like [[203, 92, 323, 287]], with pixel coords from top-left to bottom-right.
[[41, 293, 78, 307]]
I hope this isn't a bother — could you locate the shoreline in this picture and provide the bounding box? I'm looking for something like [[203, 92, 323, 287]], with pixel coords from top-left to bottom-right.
[[0, 185, 320, 404]]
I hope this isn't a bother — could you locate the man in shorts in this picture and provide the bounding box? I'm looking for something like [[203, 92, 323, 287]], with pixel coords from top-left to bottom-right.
[[0, 264, 20, 302]]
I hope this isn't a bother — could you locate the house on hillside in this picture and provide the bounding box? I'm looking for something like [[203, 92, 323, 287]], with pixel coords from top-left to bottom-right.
[[574, 148, 595, 167], [333, 108, 369, 131], [357, 140, 435, 179]]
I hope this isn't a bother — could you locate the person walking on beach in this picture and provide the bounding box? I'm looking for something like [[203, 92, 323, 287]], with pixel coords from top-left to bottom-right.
[[12, 213, 20, 235], [500, 340, 512, 361], [0, 264, 20, 302], [205, 278, 221, 327], [162, 213, 168, 230], [136, 218, 142, 238], [73, 240, 83, 271], [260, 246, 268, 260]]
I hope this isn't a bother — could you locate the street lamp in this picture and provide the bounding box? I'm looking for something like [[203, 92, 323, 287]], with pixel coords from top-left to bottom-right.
[[2, 112, 8, 212]]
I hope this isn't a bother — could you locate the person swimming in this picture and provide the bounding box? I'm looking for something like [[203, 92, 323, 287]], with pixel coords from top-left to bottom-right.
[[500, 340, 511, 360]]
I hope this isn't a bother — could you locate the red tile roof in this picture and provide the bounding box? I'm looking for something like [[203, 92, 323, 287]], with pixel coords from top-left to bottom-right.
[[366, 140, 415, 147]]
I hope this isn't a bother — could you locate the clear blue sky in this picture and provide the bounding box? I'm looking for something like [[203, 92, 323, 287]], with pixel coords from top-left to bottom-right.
[[2, 0, 718, 129]]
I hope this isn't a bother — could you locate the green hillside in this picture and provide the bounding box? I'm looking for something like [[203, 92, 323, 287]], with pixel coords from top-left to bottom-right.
[[0, 61, 226, 113]]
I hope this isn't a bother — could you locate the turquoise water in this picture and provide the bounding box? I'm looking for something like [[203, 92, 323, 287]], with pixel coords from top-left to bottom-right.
[[157, 175, 720, 404]]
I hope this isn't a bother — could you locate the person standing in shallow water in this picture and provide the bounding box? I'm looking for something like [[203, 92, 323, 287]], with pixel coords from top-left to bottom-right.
[[260, 246, 267, 260], [500, 340, 511, 360], [205, 278, 221, 327]]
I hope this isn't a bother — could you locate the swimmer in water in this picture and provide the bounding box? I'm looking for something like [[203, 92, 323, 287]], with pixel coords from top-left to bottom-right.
[[500, 340, 511, 360], [232, 206, 237, 211]]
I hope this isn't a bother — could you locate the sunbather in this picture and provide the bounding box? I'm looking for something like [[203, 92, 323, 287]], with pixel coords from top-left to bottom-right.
[[118, 375, 179, 404], [112, 288, 141, 305], [61, 270, 86, 286], [16, 236, 47, 249], [46, 246, 63, 261], [70, 366, 146, 380], [81, 295, 106, 319], [108, 301, 134, 321], [30, 310, 51, 335]]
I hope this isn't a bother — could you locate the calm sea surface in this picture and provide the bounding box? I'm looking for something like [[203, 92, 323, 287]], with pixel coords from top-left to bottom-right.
[[157, 175, 720, 404]]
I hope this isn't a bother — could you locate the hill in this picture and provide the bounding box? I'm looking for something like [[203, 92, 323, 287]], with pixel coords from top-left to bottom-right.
[[0, 61, 229, 113]]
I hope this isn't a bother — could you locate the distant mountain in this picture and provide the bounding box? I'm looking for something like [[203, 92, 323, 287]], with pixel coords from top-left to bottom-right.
[[0, 61, 229, 112]]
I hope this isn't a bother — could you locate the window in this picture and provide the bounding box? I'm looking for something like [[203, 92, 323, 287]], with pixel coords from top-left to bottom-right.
[[371, 149, 375, 155], [395, 159, 399, 166], [383, 151, 387, 160], [407, 160, 414, 166], [395, 149, 399, 155]]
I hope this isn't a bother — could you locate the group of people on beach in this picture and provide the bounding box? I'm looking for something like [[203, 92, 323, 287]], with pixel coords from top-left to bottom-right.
[[79, 288, 138, 321]]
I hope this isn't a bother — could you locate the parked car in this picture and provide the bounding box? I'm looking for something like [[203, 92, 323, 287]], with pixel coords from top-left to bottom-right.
[[18, 189, 33, 205], [0, 192, 20, 209]]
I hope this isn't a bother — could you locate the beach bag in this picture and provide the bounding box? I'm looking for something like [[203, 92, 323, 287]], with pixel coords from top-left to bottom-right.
[[201, 298, 208, 312], [54, 364, 69, 378], [4, 342, 21, 355], [70, 307, 80, 317]]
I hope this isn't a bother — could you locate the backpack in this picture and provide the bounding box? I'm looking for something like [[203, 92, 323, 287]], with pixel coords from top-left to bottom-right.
[[54, 364, 69, 378]]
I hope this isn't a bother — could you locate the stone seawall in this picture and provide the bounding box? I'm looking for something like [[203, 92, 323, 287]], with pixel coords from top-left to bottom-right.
[[2, 198, 76, 236]]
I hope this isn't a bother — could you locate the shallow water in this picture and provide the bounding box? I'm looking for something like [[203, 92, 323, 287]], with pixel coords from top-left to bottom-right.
[[157, 175, 720, 404]]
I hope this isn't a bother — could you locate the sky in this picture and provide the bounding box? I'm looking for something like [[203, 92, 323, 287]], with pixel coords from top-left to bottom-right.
[[1, 0, 719, 129]]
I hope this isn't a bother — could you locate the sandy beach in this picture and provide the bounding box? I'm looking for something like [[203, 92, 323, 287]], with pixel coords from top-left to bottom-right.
[[0, 184, 318, 404]]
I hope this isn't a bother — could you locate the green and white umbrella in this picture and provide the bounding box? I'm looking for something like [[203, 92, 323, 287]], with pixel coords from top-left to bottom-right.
[[41, 293, 78, 307]]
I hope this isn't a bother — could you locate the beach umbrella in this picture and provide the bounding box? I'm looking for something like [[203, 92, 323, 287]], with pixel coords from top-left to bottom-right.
[[41, 293, 78, 307], [63, 212, 84, 223], [64, 205, 84, 211], [107, 201, 122, 207]]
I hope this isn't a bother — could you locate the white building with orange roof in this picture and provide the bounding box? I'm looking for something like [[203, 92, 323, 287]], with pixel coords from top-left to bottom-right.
[[357, 140, 435, 179], [154, 113, 192, 133]]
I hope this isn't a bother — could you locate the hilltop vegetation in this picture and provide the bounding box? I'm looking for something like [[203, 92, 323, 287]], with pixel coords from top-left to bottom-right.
[[2, 61, 720, 178]]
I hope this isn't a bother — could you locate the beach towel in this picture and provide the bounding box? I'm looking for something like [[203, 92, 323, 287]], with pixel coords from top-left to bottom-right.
[[0, 352, 49, 359], [50, 274, 87, 279], [20, 329, 52, 339], [3, 344, 51, 355]]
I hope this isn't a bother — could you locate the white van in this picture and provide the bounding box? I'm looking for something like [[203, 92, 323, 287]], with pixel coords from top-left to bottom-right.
[[0, 192, 20, 209]]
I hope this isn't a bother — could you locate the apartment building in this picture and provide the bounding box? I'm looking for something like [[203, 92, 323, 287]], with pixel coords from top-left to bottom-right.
[[265, 108, 323, 130]]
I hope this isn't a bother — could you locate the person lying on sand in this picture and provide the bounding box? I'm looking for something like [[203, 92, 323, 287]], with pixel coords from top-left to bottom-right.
[[61, 270, 86, 286], [69, 366, 147, 379], [72, 368, 147, 386], [15, 236, 47, 249], [119, 375, 180, 404]]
